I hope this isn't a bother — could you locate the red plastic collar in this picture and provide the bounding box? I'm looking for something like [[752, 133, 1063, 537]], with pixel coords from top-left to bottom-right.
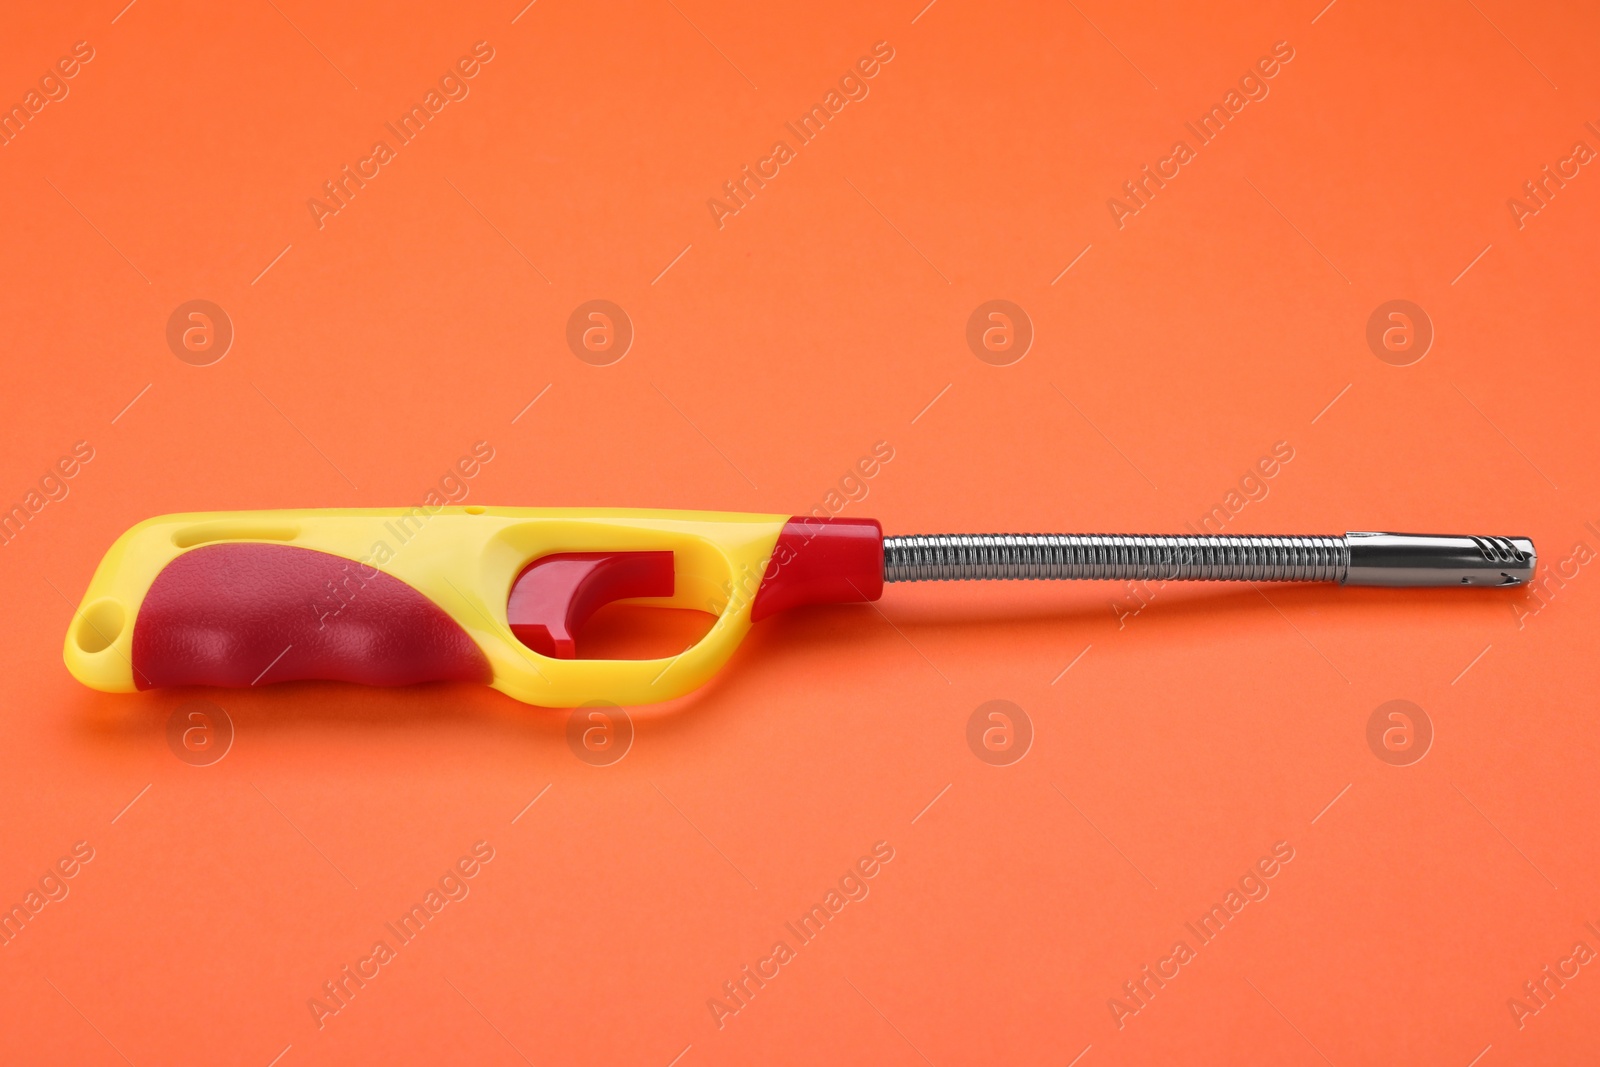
[[750, 517, 884, 622]]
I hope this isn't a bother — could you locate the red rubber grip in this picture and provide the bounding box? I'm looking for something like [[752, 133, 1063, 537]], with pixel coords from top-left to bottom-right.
[[131, 543, 490, 689]]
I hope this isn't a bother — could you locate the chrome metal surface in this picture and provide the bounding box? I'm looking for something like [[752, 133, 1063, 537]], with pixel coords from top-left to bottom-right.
[[1343, 532, 1535, 587], [883, 532, 1535, 587]]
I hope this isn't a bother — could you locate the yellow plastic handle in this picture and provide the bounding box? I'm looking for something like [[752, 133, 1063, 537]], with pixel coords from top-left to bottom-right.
[[63, 507, 790, 707]]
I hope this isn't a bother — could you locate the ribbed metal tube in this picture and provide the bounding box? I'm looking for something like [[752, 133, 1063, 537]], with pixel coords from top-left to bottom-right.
[[882, 534, 1351, 583]]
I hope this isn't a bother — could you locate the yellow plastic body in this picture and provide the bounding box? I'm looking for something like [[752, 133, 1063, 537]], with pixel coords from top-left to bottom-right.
[[63, 508, 791, 707]]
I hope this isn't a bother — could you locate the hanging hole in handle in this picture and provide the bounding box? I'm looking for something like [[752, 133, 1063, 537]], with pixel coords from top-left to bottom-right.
[[75, 598, 125, 653]]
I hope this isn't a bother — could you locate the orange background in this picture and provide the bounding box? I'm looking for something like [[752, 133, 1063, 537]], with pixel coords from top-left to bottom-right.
[[3, 1, 1598, 1063]]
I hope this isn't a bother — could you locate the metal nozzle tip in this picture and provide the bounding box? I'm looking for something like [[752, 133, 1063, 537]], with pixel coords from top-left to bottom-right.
[[1343, 532, 1536, 587]]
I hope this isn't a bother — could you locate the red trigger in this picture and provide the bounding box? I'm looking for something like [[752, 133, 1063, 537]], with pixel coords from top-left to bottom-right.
[[507, 552, 675, 658]]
